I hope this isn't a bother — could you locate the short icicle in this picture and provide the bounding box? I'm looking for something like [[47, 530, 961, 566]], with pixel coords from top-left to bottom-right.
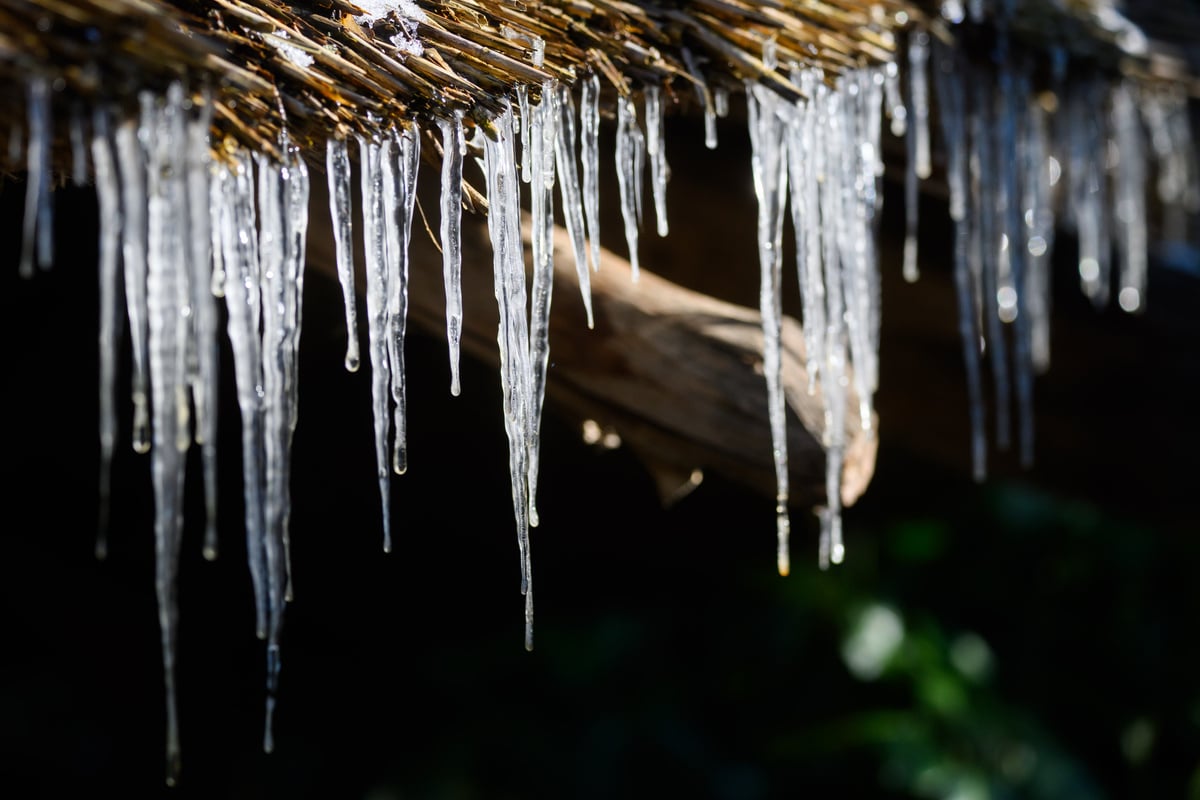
[[115, 116, 152, 455], [615, 94, 644, 281], [644, 83, 670, 237], [20, 75, 51, 278], [326, 138, 361, 373], [581, 74, 603, 274], [553, 84, 594, 329], [1111, 80, 1147, 313]]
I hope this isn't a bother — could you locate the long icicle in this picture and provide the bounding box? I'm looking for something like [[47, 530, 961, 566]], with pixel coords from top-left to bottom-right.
[[482, 106, 534, 650], [186, 99, 219, 560], [281, 143, 310, 604], [934, 40, 987, 481], [358, 135, 394, 552], [216, 152, 269, 640], [527, 81, 558, 530], [93, 108, 122, 561], [144, 84, 190, 786], [746, 79, 792, 576], [438, 112, 465, 395], [396, 125, 419, 475], [816, 80, 848, 568], [255, 152, 290, 754]]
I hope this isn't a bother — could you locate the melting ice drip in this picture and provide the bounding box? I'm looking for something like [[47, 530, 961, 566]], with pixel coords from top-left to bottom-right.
[[10, 17, 1197, 782]]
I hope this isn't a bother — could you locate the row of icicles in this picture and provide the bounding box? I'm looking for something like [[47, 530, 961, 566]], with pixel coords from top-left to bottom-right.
[[10, 25, 1196, 785]]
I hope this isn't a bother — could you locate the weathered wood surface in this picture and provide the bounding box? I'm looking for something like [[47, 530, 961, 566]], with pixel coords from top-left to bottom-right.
[[306, 175, 877, 509]]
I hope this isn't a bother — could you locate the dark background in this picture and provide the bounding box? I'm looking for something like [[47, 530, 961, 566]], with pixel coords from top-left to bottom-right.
[[2, 109, 1198, 798]]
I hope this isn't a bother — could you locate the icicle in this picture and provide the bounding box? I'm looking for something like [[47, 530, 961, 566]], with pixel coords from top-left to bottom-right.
[[884, 61, 907, 137], [93, 108, 121, 560], [581, 74, 602, 274], [835, 74, 878, 438], [971, 78, 1011, 451], [997, 50, 1035, 468], [714, 87, 730, 118], [527, 82, 558, 528], [20, 74, 50, 278], [746, 79, 792, 576], [1068, 79, 1110, 306], [553, 84, 594, 329], [644, 84, 670, 237], [388, 124, 419, 476], [788, 70, 825, 396], [379, 132, 408, 478], [903, 34, 928, 283], [1024, 98, 1055, 374], [517, 84, 533, 181], [69, 103, 88, 187], [184, 97, 219, 561], [215, 152, 269, 639], [358, 135, 394, 552], [909, 32, 932, 181], [815, 81, 847, 568], [438, 113, 465, 394], [682, 47, 718, 149], [482, 105, 534, 649], [325, 138, 361, 373], [255, 152, 290, 746], [115, 116, 152, 455], [1111, 81, 1147, 313], [281, 142, 310, 603], [256, 144, 308, 751], [144, 84, 191, 786], [934, 41, 986, 481], [615, 95, 643, 281]]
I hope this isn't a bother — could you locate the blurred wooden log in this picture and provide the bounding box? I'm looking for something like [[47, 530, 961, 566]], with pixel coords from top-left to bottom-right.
[[306, 174, 877, 509]]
